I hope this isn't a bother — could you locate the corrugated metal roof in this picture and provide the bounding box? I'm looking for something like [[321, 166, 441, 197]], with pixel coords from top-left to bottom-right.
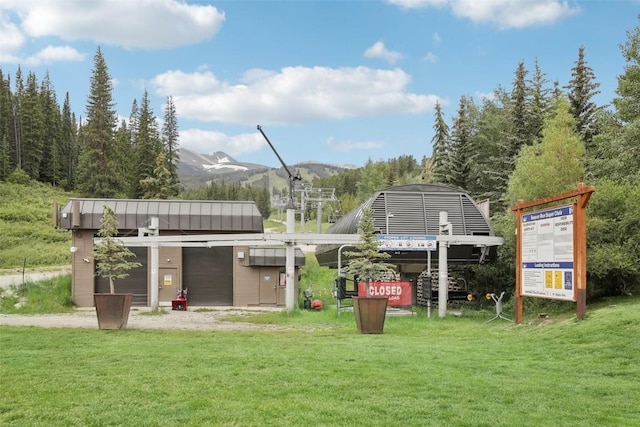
[[316, 183, 496, 266], [58, 198, 264, 233], [325, 183, 493, 236]]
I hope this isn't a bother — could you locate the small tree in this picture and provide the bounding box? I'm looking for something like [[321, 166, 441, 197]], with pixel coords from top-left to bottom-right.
[[93, 205, 141, 294], [342, 208, 396, 296]]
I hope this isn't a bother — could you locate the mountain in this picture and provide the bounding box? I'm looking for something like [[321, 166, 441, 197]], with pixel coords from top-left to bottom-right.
[[177, 147, 354, 190]]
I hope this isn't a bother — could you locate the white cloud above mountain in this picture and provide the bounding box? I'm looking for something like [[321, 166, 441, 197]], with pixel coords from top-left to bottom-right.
[[151, 66, 441, 125]]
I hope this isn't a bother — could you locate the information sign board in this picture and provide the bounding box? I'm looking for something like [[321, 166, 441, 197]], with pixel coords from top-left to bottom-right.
[[376, 235, 437, 251], [521, 205, 575, 301]]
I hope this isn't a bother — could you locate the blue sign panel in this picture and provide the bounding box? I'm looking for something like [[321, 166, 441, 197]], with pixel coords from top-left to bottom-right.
[[376, 235, 437, 251]]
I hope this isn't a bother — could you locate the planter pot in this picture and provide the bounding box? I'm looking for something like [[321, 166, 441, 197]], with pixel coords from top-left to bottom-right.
[[353, 296, 388, 334], [94, 293, 133, 330]]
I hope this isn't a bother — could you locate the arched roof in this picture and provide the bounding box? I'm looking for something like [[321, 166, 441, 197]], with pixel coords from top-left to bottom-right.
[[316, 183, 496, 267]]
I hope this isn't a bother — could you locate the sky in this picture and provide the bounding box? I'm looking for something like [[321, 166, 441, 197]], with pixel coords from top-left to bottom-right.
[[0, 1, 637, 169]]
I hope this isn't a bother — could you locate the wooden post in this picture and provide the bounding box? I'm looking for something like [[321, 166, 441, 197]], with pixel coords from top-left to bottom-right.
[[510, 183, 595, 324], [514, 204, 524, 324]]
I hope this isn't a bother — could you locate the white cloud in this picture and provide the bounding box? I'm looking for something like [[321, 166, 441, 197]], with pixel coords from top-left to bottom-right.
[[0, 0, 225, 50], [23, 45, 84, 65], [151, 69, 221, 95], [364, 41, 403, 64], [432, 32, 441, 46], [180, 129, 264, 156], [387, 0, 579, 28], [422, 52, 437, 63], [151, 66, 442, 126]]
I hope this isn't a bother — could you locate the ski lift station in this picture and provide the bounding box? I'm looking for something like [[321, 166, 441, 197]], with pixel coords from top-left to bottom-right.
[[55, 183, 503, 314]]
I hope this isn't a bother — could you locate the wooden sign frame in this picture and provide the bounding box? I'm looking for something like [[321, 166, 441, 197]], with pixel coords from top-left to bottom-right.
[[511, 183, 596, 323]]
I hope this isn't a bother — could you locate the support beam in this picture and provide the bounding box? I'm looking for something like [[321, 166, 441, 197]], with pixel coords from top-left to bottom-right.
[[438, 211, 449, 318]]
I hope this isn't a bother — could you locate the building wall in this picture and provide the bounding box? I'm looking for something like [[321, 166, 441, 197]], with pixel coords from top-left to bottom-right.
[[70, 236, 299, 308], [233, 246, 260, 306], [71, 230, 96, 307], [71, 231, 183, 307]]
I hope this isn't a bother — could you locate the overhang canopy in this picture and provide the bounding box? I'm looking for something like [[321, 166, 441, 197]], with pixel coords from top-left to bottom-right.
[[249, 247, 306, 267]]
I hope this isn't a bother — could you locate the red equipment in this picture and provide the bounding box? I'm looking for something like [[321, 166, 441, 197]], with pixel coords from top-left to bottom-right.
[[172, 289, 188, 311]]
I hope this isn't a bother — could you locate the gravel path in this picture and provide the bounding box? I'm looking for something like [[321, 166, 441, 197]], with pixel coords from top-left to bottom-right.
[[0, 307, 295, 331]]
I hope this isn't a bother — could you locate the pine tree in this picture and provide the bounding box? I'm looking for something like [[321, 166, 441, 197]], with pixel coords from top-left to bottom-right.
[[508, 61, 531, 160], [0, 70, 16, 177], [21, 71, 44, 180], [528, 58, 551, 144], [60, 93, 78, 190], [430, 102, 450, 184], [162, 95, 180, 193], [93, 205, 142, 294], [470, 90, 512, 210], [131, 90, 162, 198], [12, 66, 24, 170], [613, 16, 640, 123], [448, 96, 475, 190], [77, 47, 124, 197], [565, 46, 601, 145], [342, 208, 396, 296], [139, 152, 179, 199], [38, 72, 63, 186]]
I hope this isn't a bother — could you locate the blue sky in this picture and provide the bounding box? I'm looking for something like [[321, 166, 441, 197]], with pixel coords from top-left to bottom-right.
[[0, 1, 637, 168]]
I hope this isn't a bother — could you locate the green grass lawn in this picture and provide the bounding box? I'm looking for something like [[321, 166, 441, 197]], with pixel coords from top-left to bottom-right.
[[2, 298, 639, 426]]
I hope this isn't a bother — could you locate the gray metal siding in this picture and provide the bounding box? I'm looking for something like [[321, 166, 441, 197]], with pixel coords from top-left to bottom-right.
[[182, 247, 233, 305]]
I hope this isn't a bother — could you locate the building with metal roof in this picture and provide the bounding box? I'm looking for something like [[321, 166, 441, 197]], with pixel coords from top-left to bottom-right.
[[56, 198, 304, 309], [316, 183, 499, 269]]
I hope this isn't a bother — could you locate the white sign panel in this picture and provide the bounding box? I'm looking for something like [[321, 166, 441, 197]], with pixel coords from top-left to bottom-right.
[[376, 235, 437, 251], [521, 205, 575, 301]]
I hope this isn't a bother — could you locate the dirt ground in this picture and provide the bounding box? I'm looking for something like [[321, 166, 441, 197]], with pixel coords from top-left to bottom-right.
[[0, 307, 295, 331]]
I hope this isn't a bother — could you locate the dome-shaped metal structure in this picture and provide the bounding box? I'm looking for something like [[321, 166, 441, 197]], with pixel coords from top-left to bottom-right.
[[315, 183, 497, 268]]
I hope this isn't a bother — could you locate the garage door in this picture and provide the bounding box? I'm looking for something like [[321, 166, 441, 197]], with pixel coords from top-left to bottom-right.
[[95, 247, 148, 306], [182, 247, 233, 306]]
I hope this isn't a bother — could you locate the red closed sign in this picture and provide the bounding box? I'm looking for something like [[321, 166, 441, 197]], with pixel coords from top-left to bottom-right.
[[357, 281, 413, 306]]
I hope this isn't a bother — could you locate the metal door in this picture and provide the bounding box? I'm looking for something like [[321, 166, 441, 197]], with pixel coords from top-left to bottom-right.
[[158, 268, 178, 303], [259, 268, 278, 305]]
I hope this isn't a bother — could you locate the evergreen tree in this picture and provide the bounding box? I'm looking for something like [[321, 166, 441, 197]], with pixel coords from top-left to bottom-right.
[[565, 46, 601, 145], [139, 152, 179, 199], [21, 71, 44, 180], [0, 70, 15, 177], [12, 66, 24, 170], [342, 208, 396, 296], [60, 93, 78, 190], [131, 90, 162, 198], [613, 15, 640, 123], [528, 58, 551, 144], [77, 47, 124, 197], [469, 90, 512, 210], [162, 95, 180, 193], [594, 16, 640, 183], [508, 61, 530, 160], [38, 72, 63, 186], [429, 102, 450, 184], [448, 96, 475, 190], [93, 205, 142, 294]]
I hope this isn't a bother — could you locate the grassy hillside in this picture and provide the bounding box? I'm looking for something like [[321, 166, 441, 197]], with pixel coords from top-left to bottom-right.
[[0, 181, 73, 270]]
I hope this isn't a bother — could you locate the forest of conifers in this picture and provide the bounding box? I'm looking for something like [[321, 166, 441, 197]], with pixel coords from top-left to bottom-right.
[[1, 20, 639, 300]]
